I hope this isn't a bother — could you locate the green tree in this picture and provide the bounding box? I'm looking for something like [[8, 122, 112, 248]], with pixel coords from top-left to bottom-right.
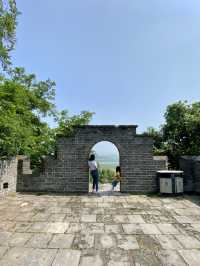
[[0, 68, 56, 163], [162, 101, 200, 168], [145, 101, 200, 168], [143, 127, 165, 155], [0, 0, 19, 70], [99, 168, 115, 183], [55, 110, 94, 137]]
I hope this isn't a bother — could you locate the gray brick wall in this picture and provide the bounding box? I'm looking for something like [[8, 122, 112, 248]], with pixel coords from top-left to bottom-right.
[[18, 125, 167, 193], [179, 156, 200, 193]]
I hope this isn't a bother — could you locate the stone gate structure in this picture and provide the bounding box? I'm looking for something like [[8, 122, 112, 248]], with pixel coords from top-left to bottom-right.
[[16, 125, 167, 193]]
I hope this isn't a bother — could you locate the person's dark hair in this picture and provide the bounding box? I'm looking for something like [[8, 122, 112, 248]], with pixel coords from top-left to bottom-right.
[[89, 154, 95, 161], [116, 166, 121, 174]]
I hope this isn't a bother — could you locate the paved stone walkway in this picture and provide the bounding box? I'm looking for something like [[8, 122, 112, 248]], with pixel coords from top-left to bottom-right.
[[0, 190, 200, 265], [89, 183, 120, 193]]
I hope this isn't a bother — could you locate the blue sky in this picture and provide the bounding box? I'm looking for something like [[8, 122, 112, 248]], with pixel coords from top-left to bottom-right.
[[13, 0, 200, 134]]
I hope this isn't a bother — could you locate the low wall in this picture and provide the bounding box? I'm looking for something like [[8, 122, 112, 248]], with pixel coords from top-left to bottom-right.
[[0, 153, 168, 195], [17, 155, 168, 194]]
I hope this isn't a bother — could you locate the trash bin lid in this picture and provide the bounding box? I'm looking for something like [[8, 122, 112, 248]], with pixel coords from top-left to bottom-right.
[[157, 170, 183, 174]]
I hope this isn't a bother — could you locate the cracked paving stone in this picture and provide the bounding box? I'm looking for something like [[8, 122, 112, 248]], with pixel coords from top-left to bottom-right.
[[67, 223, 82, 233], [96, 214, 113, 223], [105, 224, 123, 234], [136, 235, 161, 251], [178, 249, 200, 266], [122, 224, 143, 234], [81, 215, 96, 223], [108, 248, 131, 264], [12, 222, 32, 233], [113, 215, 129, 223], [15, 213, 36, 222], [48, 213, 66, 222], [0, 247, 8, 259], [25, 233, 53, 248], [127, 215, 145, 223], [79, 253, 104, 266], [48, 234, 74, 248], [155, 235, 183, 250], [28, 222, 48, 233], [64, 214, 80, 222], [0, 212, 18, 221], [6, 233, 33, 247], [175, 234, 200, 249], [0, 231, 13, 244], [72, 234, 94, 249], [46, 222, 69, 233], [81, 223, 104, 234], [190, 223, 200, 233], [31, 212, 51, 222], [174, 215, 200, 224], [28, 222, 69, 234], [52, 249, 81, 266], [117, 235, 139, 250], [131, 250, 161, 266], [0, 247, 57, 266], [142, 214, 175, 224], [107, 262, 131, 266], [140, 224, 161, 234], [0, 221, 16, 231], [156, 224, 180, 234], [95, 234, 116, 249], [157, 250, 187, 266]]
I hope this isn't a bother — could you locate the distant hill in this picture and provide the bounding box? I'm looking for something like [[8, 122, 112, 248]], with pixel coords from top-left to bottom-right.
[[95, 153, 119, 164]]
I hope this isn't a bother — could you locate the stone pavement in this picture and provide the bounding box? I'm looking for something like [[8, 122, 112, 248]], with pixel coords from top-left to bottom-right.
[[0, 188, 200, 265]]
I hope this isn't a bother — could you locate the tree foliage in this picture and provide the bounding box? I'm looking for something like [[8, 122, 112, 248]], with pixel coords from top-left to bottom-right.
[[162, 101, 200, 167], [146, 101, 200, 168], [143, 127, 165, 155], [0, 67, 56, 160], [55, 110, 94, 137], [99, 168, 115, 183], [0, 0, 18, 70]]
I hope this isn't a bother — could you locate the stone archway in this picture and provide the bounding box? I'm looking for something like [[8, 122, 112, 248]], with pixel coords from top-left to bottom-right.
[[56, 126, 129, 193], [18, 125, 167, 193], [53, 125, 165, 193]]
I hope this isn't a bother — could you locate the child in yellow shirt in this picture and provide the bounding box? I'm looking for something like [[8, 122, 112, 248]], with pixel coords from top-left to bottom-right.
[[112, 166, 122, 191]]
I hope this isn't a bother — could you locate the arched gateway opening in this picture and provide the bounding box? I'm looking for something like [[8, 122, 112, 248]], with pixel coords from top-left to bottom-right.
[[89, 141, 120, 192]]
